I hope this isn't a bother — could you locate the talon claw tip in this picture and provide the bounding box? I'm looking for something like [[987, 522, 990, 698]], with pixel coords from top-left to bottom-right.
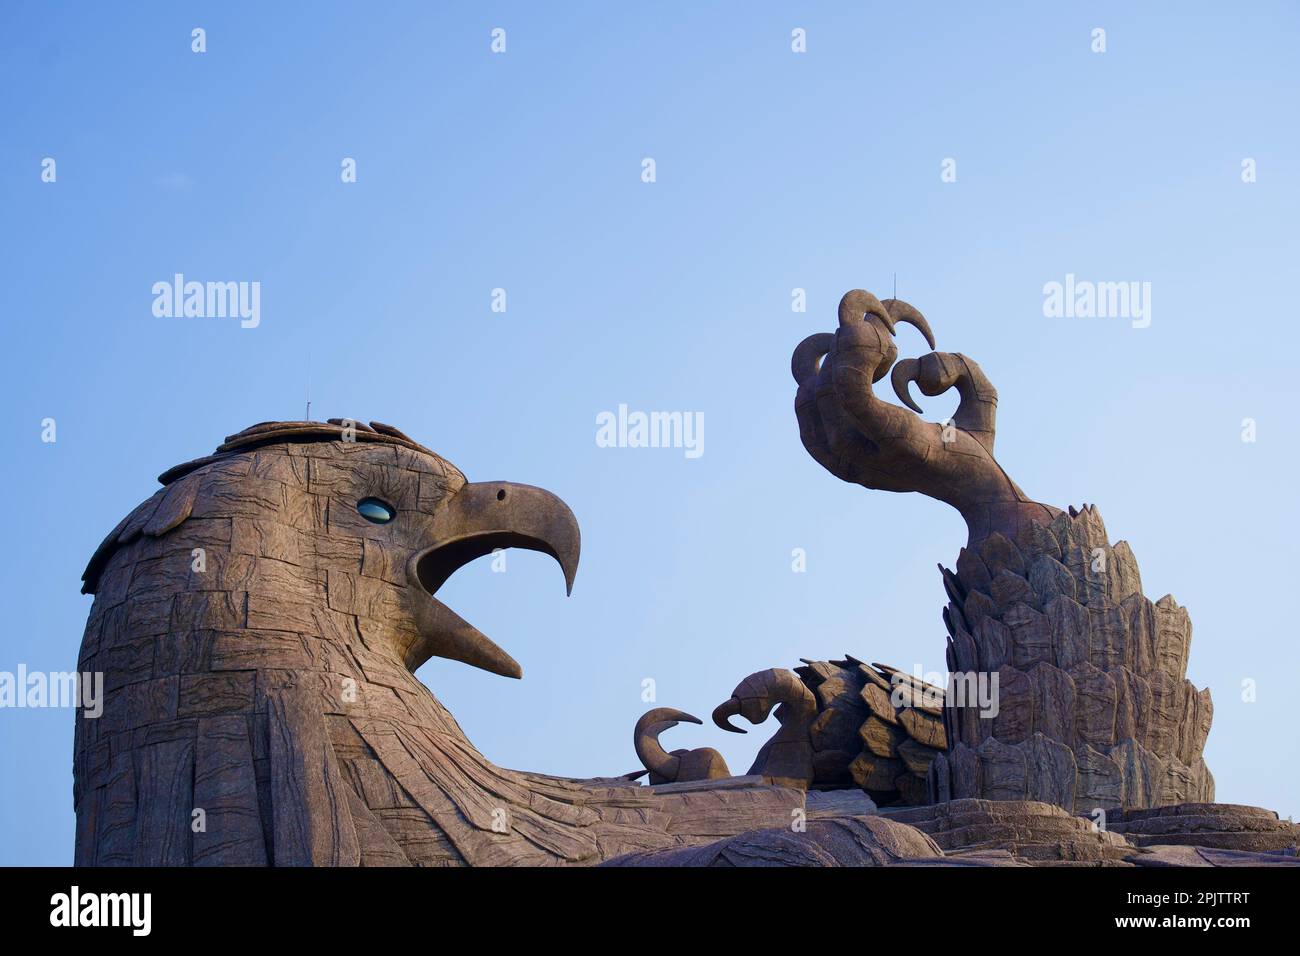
[[891, 358, 925, 413]]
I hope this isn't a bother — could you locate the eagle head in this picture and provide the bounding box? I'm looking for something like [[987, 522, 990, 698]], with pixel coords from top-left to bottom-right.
[[80, 419, 579, 681]]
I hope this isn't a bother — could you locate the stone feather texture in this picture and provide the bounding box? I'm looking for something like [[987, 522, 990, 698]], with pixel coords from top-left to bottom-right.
[[696, 660, 946, 803], [931, 506, 1215, 813], [72, 417, 1285, 867], [602, 815, 943, 867], [73, 421, 822, 866], [792, 292, 1214, 813]]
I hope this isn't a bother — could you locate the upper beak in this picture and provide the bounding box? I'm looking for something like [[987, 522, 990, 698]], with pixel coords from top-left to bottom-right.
[[404, 481, 580, 679]]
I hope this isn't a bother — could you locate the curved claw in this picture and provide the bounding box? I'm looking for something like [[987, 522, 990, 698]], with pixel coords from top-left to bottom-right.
[[837, 289, 891, 331], [655, 708, 703, 728], [634, 707, 703, 782], [836, 291, 937, 352], [890, 357, 924, 413], [882, 298, 937, 351], [791, 332, 834, 386], [711, 698, 747, 734], [633, 707, 731, 783]]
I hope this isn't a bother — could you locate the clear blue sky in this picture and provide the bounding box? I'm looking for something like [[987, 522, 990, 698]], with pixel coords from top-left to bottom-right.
[[2, 3, 1297, 864]]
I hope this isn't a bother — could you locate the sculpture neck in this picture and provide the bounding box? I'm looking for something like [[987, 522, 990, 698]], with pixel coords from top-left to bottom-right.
[[957, 498, 1063, 549]]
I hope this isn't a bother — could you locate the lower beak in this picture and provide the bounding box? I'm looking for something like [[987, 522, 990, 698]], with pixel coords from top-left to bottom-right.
[[404, 481, 580, 679]]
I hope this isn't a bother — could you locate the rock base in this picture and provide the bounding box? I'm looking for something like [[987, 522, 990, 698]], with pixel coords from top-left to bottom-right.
[[1109, 802, 1300, 853], [606, 799, 1300, 867], [882, 798, 1132, 864]]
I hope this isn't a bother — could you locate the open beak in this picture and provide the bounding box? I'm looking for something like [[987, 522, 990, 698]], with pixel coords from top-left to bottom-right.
[[404, 481, 580, 679]]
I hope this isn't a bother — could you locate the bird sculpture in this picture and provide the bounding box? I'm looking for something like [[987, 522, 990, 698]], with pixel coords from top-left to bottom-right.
[[75, 305, 1298, 866], [708, 661, 947, 805], [788, 291, 1215, 811], [73, 420, 817, 866], [635, 289, 1216, 816]]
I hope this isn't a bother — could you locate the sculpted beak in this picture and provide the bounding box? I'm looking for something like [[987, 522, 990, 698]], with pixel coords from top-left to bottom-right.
[[404, 481, 580, 679]]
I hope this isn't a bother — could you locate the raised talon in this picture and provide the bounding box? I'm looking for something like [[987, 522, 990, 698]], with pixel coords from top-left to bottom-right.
[[793, 288, 1061, 544], [712, 669, 817, 789], [633, 707, 730, 784]]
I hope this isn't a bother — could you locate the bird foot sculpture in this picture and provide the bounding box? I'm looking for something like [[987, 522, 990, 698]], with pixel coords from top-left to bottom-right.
[[72, 410, 1288, 866], [630, 708, 730, 784], [792, 290, 1214, 811], [793, 289, 1061, 546], [633, 289, 1215, 815], [633, 660, 947, 804]]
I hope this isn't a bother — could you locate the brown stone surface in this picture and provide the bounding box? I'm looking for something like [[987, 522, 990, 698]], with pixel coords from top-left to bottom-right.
[[792, 292, 1215, 813], [697, 659, 947, 806], [1109, 802, 1300, 854], [74, 421, 823, 866], [602, 814, 943, 867], [70, 391, 1259, 866], [630, 708, 730, 785], [882, 798, 1132, 864], [930, 511, 1216, 813], [1128, 844, 1300, 867]]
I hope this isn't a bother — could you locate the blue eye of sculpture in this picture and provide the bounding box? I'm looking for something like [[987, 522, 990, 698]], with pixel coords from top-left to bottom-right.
[[357, 497, 395, 524]]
